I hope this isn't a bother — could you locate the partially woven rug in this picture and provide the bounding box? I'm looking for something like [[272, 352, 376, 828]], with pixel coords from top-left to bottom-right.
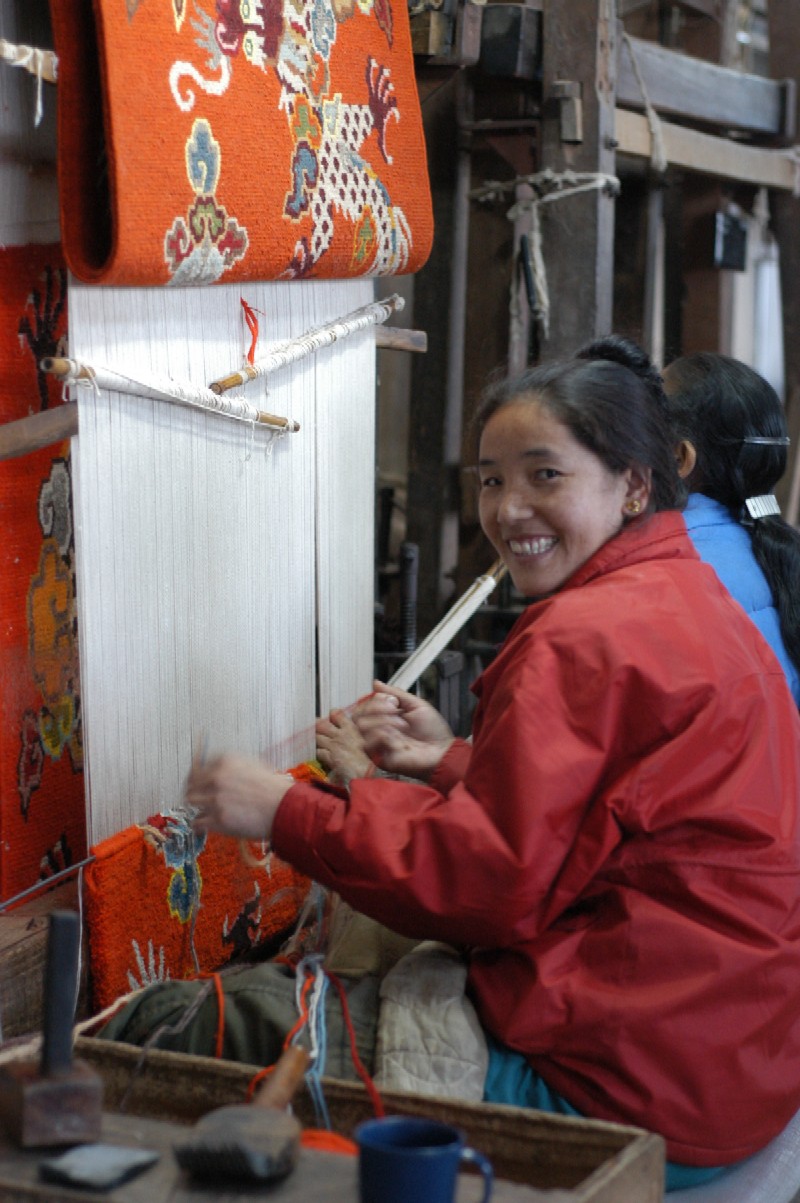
[[0, 243, 86, 904], [50, 0, 433, 285], [84, 765, 321, 1011]]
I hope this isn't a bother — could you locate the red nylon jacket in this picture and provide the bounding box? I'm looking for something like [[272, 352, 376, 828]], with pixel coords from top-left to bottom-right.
[[273, 511, 800, 1165]]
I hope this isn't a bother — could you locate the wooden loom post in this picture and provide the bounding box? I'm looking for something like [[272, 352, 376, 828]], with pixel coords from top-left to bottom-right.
[[539, 0, 618, 355]]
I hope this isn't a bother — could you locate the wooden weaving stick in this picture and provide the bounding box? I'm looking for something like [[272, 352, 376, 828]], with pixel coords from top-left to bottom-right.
[[389, 559, 508, 691], [208, 294, 406, 395], [41, 356, 300, 431]]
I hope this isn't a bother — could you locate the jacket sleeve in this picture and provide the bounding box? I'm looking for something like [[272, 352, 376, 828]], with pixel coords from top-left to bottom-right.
[[272, 619, 643, 949]]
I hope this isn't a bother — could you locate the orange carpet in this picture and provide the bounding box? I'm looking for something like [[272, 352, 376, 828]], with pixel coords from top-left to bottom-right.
[[50, 0, 433, 285], [84, 765, 322, 1010], [0, 243, 86, 904]]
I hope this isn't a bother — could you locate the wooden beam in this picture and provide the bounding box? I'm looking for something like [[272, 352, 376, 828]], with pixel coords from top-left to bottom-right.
[[615, 108, 799, 190], [617, 35, 795, 140], [0, 402, 77, 463], [375, 327, 428, 353]]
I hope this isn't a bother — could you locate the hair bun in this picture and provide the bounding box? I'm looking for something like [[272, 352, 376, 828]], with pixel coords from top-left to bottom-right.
[[577, 334, 650, 375], [577, 335, 665, 405]]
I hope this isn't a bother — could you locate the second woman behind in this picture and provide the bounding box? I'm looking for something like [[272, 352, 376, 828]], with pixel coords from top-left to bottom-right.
[[661, 352, 800, 704]]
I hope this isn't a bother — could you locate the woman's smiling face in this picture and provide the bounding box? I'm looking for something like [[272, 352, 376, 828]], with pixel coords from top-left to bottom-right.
[[477, 398, 649, 597]]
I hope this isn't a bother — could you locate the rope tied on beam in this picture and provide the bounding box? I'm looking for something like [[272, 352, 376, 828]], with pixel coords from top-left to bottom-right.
[[0, 38, 58, 126], [621, 30, 668, 175], [472, 170, 621, 343]]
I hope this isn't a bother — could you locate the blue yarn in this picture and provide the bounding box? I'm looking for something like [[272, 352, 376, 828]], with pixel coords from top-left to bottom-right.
[[294, 954, 332, 1130]]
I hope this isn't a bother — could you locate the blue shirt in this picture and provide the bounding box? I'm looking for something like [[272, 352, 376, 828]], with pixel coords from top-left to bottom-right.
[[683, 492, 800, 705]]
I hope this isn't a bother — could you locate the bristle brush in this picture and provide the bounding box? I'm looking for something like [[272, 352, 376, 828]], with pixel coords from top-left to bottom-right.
[[173, 1044, 309, 1183]]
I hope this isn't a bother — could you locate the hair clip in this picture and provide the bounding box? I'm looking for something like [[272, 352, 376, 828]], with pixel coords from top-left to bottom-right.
[[745, 494, 781, 520], [741, 436, 790, 446]]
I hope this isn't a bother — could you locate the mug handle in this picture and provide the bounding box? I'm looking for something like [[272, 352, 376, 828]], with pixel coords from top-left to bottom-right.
[[460, 1146, 494, 1203]]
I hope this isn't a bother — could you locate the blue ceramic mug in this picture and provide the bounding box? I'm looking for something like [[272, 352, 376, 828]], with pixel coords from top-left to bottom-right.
[[355, 1115, 494, 1203]]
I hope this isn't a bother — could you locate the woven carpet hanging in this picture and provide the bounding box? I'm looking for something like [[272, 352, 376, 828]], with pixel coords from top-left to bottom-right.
[[84, 794, 316, 1012], [49, 0, 434, 286], [0, 243, 86, 903]]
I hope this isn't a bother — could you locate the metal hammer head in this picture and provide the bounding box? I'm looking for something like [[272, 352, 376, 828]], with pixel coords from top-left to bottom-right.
[[0, 1060, 104, 1148], [0, 910, 103, 1148]]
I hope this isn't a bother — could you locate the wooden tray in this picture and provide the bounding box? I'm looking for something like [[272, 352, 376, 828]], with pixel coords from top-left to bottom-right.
[[44, 1037, 665, 1202]]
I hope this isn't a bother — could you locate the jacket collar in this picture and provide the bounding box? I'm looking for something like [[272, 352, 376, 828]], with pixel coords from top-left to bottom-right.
[[544, 508, 694, 597]]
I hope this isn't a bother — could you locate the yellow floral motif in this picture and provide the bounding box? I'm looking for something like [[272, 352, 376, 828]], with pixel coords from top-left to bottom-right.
[[27, 538, 76, 704], [40, 696, 78, 760]]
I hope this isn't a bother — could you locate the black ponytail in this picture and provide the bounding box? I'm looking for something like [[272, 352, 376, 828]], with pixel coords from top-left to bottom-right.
[[664, 353, 800, 678]]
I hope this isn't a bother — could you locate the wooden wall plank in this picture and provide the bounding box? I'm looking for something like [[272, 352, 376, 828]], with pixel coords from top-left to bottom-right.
[[617, 36, 794, 139], [615, 108, 798, 190]]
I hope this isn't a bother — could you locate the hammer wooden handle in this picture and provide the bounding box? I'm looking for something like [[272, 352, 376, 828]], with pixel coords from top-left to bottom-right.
[[252, 1045, 310, 1111], [41, 911, 80, 1076]]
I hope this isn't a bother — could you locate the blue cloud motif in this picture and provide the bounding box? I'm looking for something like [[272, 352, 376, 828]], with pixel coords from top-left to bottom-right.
[[185, 119, 221, 196]]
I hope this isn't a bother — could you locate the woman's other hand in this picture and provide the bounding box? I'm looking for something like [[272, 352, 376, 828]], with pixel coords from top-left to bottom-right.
[[352, 681, 455, 779], [316, 709, 375, 787], [186, 754, 293, 840]]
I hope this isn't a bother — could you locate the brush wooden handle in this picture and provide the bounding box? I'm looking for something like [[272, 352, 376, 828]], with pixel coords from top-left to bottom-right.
[[252, 1045, 310, 1111]]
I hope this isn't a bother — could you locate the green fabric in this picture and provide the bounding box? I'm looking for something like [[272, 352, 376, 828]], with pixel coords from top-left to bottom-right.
[[98, 962, 380, 1081]]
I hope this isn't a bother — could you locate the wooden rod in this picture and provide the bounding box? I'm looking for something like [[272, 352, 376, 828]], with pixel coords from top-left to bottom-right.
[[375, 326, 428, 353], [208, 294, 406, 395], [389, 559, 507, 692], [41, 357, 299, 432], [0, 403, 78, 463]]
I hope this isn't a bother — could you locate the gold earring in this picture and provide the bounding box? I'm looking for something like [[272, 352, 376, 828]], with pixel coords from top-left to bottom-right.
[[626, 499, 642, 515]]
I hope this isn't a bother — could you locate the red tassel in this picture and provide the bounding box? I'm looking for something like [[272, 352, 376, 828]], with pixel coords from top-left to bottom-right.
[[240, 297, 260, 366]]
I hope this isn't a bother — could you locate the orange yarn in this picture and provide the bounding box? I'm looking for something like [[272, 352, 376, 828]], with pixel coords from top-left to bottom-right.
[[327, 971, 385, 1119], [199, 971, 226, 1059], [301, 1130, 358, 1156]]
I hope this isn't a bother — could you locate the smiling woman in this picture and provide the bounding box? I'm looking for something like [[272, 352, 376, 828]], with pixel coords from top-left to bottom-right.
[[105, 336, 800, 1196]]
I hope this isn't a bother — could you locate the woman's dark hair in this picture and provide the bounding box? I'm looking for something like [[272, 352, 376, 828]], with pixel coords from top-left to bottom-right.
[[473, 334, 684, 512], [663, 352, 800, 675]]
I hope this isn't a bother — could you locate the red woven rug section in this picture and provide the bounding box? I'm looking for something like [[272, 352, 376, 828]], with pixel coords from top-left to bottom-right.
[[84, 764, 322, 1010], [0, 243, 86, 903], [51, 0, 433, 285]]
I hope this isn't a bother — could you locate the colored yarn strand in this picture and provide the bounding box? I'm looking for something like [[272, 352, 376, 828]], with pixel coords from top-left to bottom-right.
[[204, 971, 225, 1059], [294, 955, 332, 1129], [326, 970, 385, 1118]]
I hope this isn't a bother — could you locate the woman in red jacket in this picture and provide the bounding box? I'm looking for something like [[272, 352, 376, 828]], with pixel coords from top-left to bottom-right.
[[188, 336, 800, 1191]]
